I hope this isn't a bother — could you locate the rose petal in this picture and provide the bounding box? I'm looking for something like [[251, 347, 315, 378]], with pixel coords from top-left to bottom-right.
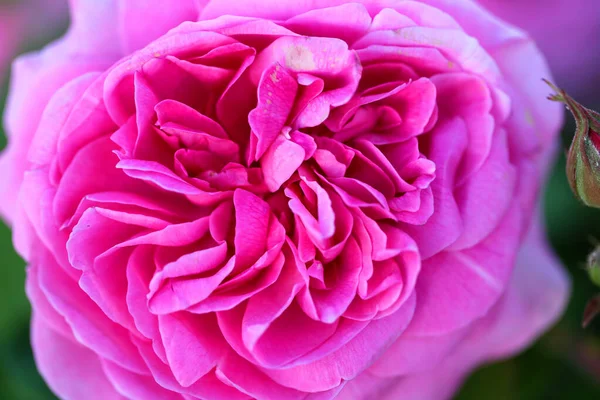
[[32, 316, 126, 400]]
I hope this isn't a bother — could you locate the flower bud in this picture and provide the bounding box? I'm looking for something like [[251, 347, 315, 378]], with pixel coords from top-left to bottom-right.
[[583, 247, 600, 327], [546, 80, 600, 208], [587, 246, 600, 287]]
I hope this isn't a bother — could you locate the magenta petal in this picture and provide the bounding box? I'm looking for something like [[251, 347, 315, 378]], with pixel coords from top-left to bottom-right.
[[0, 37, 115, 223], [216, 352, 306, 400], [407, 204, 522, 336], [470, 215, 569, 357], [233, 189, 273, 269], [156, 100, 228, 139], [450, 128, 516, 250], [19, 170, 71, 273], [24, 71, 96, 169], [187, 250, 286, 314], [253, 35, 361, 128], [249, 64, 298, 159], [241, 248, 306, 353], [64, 191, 185, 230], [67, 208, 140, 272], [117, 0, 199, 53], [287, 177, 336, 242], [104, 30, 237, 124], [125, 247, 166, 359], [32, 316, 126, 400], [158, 313, 226, 387], [354, 26, 500, 82], [54, 136, 134, 225], [79, 248, 139, 335], [117, 159, 203, 195], [103, 361, 184, 400], [26, 264, 74, 340], [161, 127, 238, 160], [201, 0, 400, 20], [376, 1, 459, 30], [56, 76, 117, 175], [346, 215, 569, 400], [308, 237, 362, 323], [402, 118, 466, 258], [261, 134, 305, 192], [249, 303, 339, 369], [283, 3, 372, 44], [368, 327, 468, 377], [290, 130, 317, 160], [393, 187, 434, 225], [263, 294, 416, 392], [283, 317, 368, 368], [153, 243, 228, 282], [432, 72, 494, 184], [407, 249, 504, 336], [133, 338, 248, 400], [381, 77, 437, 139], [119, 217, 210, 247], [147, 247, 233, 314], [37, 248, 147, 374]]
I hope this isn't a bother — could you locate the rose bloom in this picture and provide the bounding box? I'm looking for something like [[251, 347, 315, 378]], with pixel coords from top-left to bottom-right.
[[0, 1, 569, 399]]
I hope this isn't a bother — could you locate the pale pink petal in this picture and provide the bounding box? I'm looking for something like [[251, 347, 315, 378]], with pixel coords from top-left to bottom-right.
[[406, 204, 521, 336], [37, 247, 147, 374], [117, 0, 200, 53], [342, 215, 569, 400], [103, 361, 184, 400], [450, 128, 516, 250], [32, 316, 125, 400], [283, 3, 372, 44]]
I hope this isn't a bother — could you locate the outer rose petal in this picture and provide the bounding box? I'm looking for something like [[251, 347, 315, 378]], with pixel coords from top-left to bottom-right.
[[32, 316, 126, 400], [420, 0, 564, 148], [201, 0, 456, 21], [117, 0, 202, 53], [338, 214, 570, 400], [0, 4, 118, 225], [0, 0, 210, 224], [477, 0, 600, 102], [69, 0, 209, 56]]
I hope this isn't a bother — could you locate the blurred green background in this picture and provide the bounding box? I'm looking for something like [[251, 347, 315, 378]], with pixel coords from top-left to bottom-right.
[[0, 8, 600, 400]]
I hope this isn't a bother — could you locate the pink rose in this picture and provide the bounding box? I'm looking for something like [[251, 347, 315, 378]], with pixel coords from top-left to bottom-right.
[[477, 0, 600, 102], [0, 1, 569, 399]]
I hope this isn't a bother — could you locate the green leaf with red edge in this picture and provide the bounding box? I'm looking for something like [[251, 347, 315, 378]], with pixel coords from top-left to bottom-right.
[[583, 294, 600, 328]]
